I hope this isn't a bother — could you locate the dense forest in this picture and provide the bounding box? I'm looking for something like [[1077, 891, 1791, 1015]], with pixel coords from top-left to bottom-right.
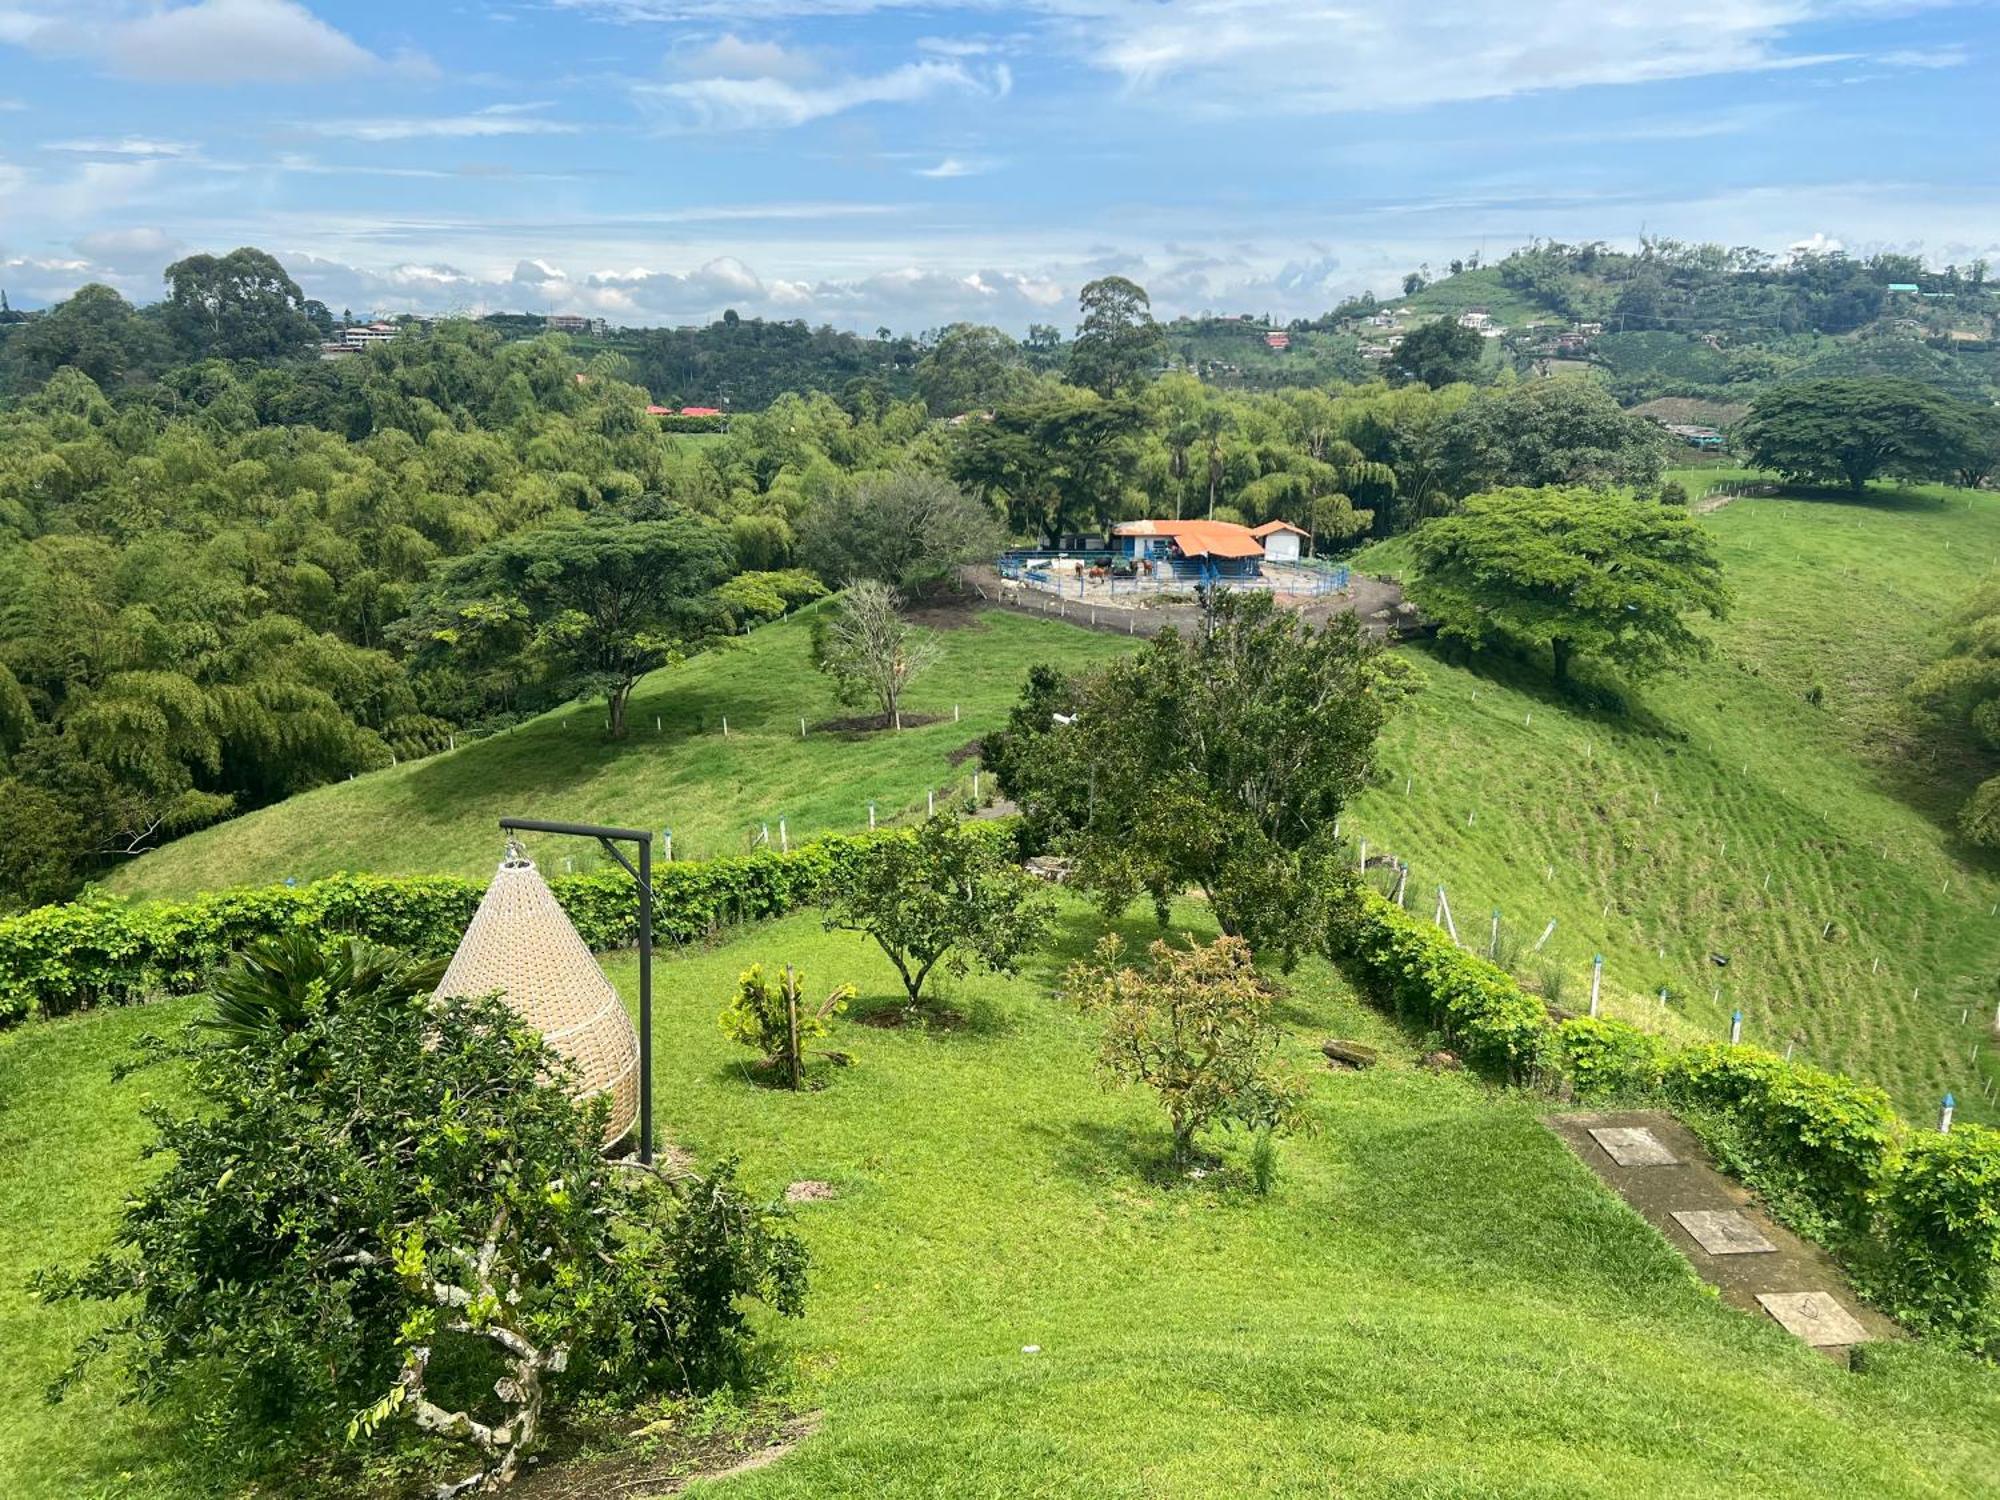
[[4, 238, 1995, 908]]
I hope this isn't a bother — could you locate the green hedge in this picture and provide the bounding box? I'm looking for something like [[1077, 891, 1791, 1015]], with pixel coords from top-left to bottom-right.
[[0, 838, 867, 1025], [1326, 880, 2000, 1340]]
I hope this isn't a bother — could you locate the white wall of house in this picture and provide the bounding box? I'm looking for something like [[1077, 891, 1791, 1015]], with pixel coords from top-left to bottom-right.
[[1262, 531, 1302, 563]]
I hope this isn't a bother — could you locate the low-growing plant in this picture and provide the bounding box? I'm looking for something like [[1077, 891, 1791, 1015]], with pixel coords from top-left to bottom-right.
[[1067, 933, 1307, 1166], [720, 962, 855, 1088], [1873, 1126, 2000, 1340], [1538, 962, 1569, 1008], [33, 974, 806, 1496]]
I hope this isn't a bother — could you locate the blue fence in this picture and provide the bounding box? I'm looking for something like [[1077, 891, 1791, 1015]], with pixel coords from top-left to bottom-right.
[[1000, 554, 1350, 599]]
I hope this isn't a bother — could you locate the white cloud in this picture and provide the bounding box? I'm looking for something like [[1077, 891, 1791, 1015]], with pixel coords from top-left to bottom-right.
[[916, 156, 995, 178], [74, 225, 184, 265], [45, 137, 199, 158], [1, 0, 384, 84], [308, 105, 583, 142], [674, 33, 820, 82], [640, 59, 998, 130], [1879, 45, 1969, 68]]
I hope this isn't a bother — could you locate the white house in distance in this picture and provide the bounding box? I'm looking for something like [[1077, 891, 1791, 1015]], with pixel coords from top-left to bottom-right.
[[1251, 520, 1310, 562]]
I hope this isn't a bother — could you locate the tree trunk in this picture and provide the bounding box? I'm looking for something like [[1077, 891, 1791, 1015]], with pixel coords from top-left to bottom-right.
[[607, 680, 632, 739], [1551, 637, 1574, 685], [785, 966, 802, 1091]]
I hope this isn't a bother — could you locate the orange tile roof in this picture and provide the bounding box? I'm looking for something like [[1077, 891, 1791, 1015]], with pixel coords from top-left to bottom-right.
[[1250, 520, 1309, 538], [1112, 519, 1264, 559]]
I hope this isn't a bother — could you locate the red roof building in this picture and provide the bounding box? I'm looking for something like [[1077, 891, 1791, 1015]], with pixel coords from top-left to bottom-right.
[[679, 406, 723, 418], [1264, 330, 1290, 350]]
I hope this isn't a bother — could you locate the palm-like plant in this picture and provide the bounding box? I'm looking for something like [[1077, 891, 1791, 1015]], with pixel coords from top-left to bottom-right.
[[200, 932, 447, 1048]]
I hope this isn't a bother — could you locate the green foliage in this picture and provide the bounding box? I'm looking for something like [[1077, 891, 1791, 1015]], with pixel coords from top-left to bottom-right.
[[1735, 378, 1983, 493], [1907, 577, 2000, 848], [1875, 1127, 2000, 1339], [951, 386, 1142, 541], [719, 962, 853, 1088], [199, 932, 445, 1050], [1437, 378, 1666, 493], [808, 579, 941, 726], [915, 323, 1033, 415], [31, 982, 804, 1493], [1066, 932, 1306, 1164], [1067, 276, 1163, 397], [1549, 1016, 1667, 1102], [1388, 318, 1485, 388], [997, 592, 1410, 963], [795, 470, 1002, 592], [1661, 1042, 1900, 1237], [0, 838, 867, 1025], [1408, 486, 1728, 685], [822, 816, 1054, 1006]]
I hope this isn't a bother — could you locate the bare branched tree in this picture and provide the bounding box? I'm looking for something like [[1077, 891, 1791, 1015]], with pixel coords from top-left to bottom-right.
[[811, 579, 942, 730]]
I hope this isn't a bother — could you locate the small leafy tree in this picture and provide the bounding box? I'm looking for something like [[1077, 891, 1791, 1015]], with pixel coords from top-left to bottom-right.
[[1066, 933, 1306, 1165], [35, 975, 805, 1496], [721, 962, 854, 1088], [1408, 486, 1728, 686], [810, 579, 941, 729], [824, 816, 1054, 1007], [200, 931, 445, 1048]]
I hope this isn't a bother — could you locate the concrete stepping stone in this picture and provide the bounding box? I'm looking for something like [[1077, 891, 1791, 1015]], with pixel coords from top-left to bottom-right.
[[1756, 1291, 1870, 1347], [1671, 1209, 1776, 1255], [1588, 1126, 1680, 1166]]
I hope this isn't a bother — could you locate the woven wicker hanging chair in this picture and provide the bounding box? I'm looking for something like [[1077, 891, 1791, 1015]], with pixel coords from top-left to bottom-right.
[[434, 847, 641, 1148]]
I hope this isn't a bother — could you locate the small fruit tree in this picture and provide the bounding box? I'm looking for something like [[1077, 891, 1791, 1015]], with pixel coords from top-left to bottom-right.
[[1066, 933, 1306, 1165], [824, 816, 1054, 1007], [721, 962, 855, 1088]]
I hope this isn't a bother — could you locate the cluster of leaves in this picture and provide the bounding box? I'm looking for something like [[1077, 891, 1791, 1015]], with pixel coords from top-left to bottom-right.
[[1408, 485, 1729, 687], [0, 837, 870, 1025], [1906, 577, 2000, 850], [821, 815, 1054, 1008], [993, 591, 1411, 964], [719, 962, 854, 1089], [33, 946, 805, 1494], [1066, 932, 1307, 1164]]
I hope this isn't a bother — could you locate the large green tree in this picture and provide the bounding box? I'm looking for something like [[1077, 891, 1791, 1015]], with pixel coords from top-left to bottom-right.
[[1735, 378, 1981, 493], [1067, 276, 1164, 397], [1437, 377, 1665, 495], [915, 322, 1033, 415], [795, 469, 1002, 592], [952, 388, 1141, 540], [161, 247, 324, 361], [423, 515, 735, 738], [1409, 486, 1728, 686], [992, 591, 1410, 962], [1387, 318, 1484, 388]]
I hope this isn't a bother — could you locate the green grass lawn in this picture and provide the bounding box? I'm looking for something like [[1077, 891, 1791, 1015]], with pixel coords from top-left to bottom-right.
[[107, 607, 1131, 896], [5, 901, 1998, 1499]]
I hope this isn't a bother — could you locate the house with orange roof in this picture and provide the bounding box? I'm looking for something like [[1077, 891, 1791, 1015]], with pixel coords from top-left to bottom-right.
[[1250, 519, 1310, 563], [1111, 519, 1268, 580]]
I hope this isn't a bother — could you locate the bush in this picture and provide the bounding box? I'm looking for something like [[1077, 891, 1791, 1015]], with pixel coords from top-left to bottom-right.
[[1874, 1126, 2000, 1340], [1661, 1042, 1898, 1237], [1549, 1016, 1666, 1102], [1325, 884, 1548, 1076], [0, 838, 872, 1025], [34, 979, 805, 1494], [720, 962, 853, 1088]]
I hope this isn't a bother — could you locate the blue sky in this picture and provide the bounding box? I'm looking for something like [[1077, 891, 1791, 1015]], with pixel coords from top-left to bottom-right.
[[0, 0, 1993, 332]]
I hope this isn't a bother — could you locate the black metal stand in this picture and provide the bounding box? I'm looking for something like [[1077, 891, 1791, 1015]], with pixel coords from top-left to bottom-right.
[[499, 816, 653, 1164]]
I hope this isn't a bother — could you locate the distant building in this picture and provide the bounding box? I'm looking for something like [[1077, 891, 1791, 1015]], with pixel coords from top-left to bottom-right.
[[1111, 520, 1266, 580], [1662, 423, 1726, 450], [1457, 310, 1494, 331], [1250, 519, 1310, 564], [545, 314, 610, 336], [1264, 330, 1291, 350], [1887, 283, 1921, 295], [678, 406, 723, 418], [1358, 343, 1393, 360]]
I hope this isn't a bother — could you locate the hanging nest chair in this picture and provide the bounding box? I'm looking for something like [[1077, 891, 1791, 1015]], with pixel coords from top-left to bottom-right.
[[435, 847, 641, 1149]]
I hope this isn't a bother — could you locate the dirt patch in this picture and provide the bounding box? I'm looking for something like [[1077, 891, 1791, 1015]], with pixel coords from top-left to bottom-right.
[[854, 999, 967, 1030], [812, 711, 946, 735], [946, 737, 985, 766], [510, 1408, 821, 1500], [785, 1179, 837, 1203]]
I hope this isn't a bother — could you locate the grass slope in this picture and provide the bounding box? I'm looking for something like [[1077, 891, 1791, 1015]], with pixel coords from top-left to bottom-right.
[[1352, 483, 2000, 1120], [5, 902, 1998, 1499], [108, 608, 1129, 896]]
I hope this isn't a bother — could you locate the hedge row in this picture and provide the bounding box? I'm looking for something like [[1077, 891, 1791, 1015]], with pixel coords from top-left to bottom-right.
[[1327, 883, 2000, 1340], [0, 837, 868, 1025]]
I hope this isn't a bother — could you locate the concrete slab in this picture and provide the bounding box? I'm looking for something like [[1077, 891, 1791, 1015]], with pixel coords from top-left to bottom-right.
[[1672, 1209, 1776, 1256], [1757, 1292, 1871, 1347], [1588, 1126, 1680, 1166]]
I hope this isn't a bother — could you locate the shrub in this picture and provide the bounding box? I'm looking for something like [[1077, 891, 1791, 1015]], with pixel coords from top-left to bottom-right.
[[1549, 1016, 1666, 1102], [1067, 933, 1307, 1165], [1874, 1126, 2000, 1339], [1662, 1042, 1898, 1237], [34, 980, 805, 1495], [720, 962, 854, 1088], [0, 837, 871, 1026]]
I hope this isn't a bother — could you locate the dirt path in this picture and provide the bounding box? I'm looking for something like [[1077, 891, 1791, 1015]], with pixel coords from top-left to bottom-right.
[[1546, 1109, 1897, 1361]]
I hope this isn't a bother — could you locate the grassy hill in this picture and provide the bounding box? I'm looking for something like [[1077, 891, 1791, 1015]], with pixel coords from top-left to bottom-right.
[[6, 900, 1998, 1500], [106, 607, 1131, 896], [1349, 482, 2000, 1122]]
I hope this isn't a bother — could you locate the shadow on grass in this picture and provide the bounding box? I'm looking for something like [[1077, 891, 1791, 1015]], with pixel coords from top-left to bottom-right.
[[1021, 1117, 1231, 1191], [842, 986, 1013, 1038]]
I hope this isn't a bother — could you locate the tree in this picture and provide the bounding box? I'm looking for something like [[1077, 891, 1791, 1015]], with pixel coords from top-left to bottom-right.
[[427, 515, 735, 738], [992, 591, 1411, 961], [161, 247, 321, 361], [1906, 579, 2000, 848], [36, 974, 805, 1496], [916, 322, 1031, 414], [720, 962, 853, 1089], [1735, 378, 1981, 493], [810, 579, 941, 729], [952, 388, 1141, 541], [1066, 933, 1306, 1164], [796, 470, 1002, 593], [1437, 378, 1665, 495], [823, 816, 1055, 1007], [1409, 486, 1728, 686], [1387, 317, 1483, 388], [201, 932, 444, 1050], [1068, 275, 1163, 396], [0, 283, 168, 392]]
